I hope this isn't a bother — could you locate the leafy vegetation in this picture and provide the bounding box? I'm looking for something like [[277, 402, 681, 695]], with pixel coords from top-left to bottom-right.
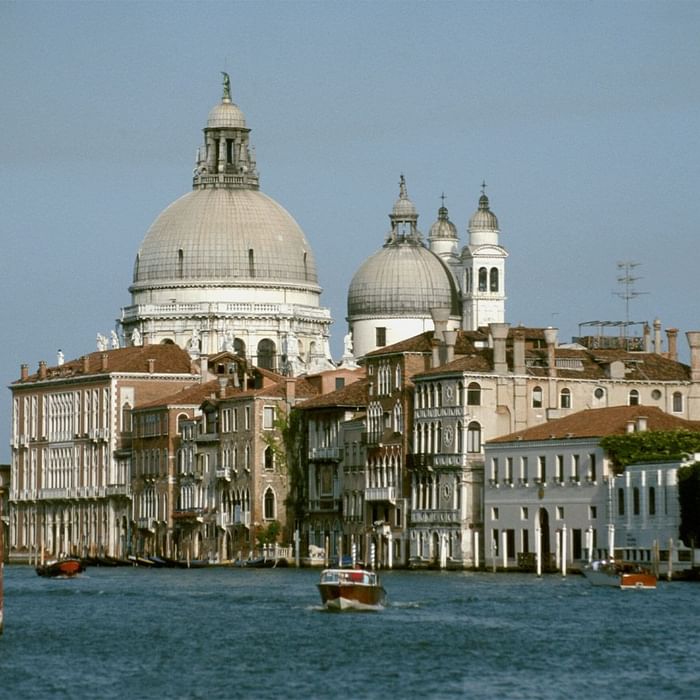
[[256, 520, 281, 546], [600, 430, 700, 471]]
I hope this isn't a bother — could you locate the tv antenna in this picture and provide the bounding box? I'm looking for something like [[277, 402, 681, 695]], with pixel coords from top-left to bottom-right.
[[614, 261, 647, 331]]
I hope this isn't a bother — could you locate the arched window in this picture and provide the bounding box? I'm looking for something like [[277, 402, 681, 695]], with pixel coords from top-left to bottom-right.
[[234, 338, 246, 359], [264, 445, 274, 471], [560, 388, 571, 409], [532, 386, 543, 409], [628, 389, 640, 406], [264, 488, 276, 520], [467, 421, 482, 453], [465, 267, 472, 293], [257, 339, 276, 371], [489, 267, 499, 292], [467, 382, 481, 406], [478, 267, 488, 292], [673, 392, 683, 413]]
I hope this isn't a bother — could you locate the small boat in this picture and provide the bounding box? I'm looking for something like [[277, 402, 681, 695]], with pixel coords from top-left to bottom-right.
[[582, 559, 657, 590], [317, 568, 386, 611], [36, 558, 85, 578]]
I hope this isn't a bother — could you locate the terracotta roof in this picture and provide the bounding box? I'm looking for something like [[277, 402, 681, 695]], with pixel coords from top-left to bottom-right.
[[16, 344, 195, 383], [364, 330, 486, 358], [489, 405, 700, 443], [297, 378, 369, 410], [135, 380, 223, 410]]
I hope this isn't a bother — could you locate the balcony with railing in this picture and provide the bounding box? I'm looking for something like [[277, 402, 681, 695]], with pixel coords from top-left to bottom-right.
[[364, 486, 396, 503], [308, 497, 342, 513], [216, 467, 232, 481], [308, 446, 343, 461], [106, 483, 131, 497], [410, 508, 461, 525], [137, 517, 156, 532]]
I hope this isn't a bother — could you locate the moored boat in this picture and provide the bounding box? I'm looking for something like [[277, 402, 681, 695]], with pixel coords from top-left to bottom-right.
[[317, 568, 386, 611], [582, 559, 656, 590], [36, 558, 85, 578]]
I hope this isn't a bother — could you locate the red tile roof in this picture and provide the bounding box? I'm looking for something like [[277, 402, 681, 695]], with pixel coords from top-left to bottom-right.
[[489, 405, 700, 443], [16, 345, 195, 383]]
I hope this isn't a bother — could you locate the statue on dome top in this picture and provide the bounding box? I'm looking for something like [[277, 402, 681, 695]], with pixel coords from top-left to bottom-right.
[[221, 71, 231, 101]]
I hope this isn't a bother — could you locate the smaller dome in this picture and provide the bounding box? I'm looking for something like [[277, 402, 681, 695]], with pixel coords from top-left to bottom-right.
[[468, 192, 499, 231], [207, 99, 246, 129], [429, 204, 458, 240], [391, 174, 417, 220]]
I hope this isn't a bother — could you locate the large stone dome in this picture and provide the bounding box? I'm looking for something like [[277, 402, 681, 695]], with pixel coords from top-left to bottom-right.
[[131, 188, 318, 289], [348, 241, 460, 318], [120, 76, 332, 372]]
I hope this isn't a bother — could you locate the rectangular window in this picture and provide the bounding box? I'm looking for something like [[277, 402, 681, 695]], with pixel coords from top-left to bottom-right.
[[491, 507, 499, 521], [335, 377, 345, 390], [491, 458, 499, 484], [263, 406, 275, 430], [588, 453, 597, 482], [618, 488, 625, 516], [522, 529, 529, 554], [376, 327, 386, 346], [556, 455, 564, 483], [520, 456, 528, 485], [521, 506, 528, 520], [589, 505, 597, 519], [222, 409, 231, 433], [537, 456, 546, 483], [649, 487, 656, 516], [245, 406, 251, 430], [505, 457, 513, 484], [232, 409, 238, 432], [556, 506, 564, 520], [571, 454, 580, 482]]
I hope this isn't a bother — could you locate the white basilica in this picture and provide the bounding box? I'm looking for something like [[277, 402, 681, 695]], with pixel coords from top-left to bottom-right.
[[347, 178, 507, 358], [119, 74, 334, 376]]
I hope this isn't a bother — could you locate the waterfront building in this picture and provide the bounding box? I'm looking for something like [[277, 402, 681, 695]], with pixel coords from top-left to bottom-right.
[[611, 453, 700, 572], [120, 75, 333, 373], [9, 345, 197, 560], [483, 405, 700, 572], [296, 377, 367, 562], [405, 323, 700, 568]]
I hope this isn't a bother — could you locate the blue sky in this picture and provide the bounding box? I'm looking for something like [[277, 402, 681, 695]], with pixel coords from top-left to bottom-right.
[[1, 0, 699, 462]]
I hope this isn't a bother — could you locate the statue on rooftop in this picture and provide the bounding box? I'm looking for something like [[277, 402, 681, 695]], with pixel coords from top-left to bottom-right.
[[221, 71, 231, 101]]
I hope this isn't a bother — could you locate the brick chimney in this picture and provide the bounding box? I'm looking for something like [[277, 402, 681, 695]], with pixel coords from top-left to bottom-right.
[[82, 356, 90, 373], [20, 363, 28, 381], [653, 319, 662, 354], [443, 329, 458, 364], [430, 307, 450, 343], [218, 377, 227, 399], [543, 327, 558, 378], [666, 328, 678, 362], [686, 331, 700, 382], [286, 377, 296, 404], [513, 330, 526, 375], [490, 323, 510, 374], [38, 361, 47, 380], [643, 323, 651, 352]]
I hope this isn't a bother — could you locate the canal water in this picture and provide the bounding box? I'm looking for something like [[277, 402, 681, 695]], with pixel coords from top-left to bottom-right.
[[0, 565, 697, 699]]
